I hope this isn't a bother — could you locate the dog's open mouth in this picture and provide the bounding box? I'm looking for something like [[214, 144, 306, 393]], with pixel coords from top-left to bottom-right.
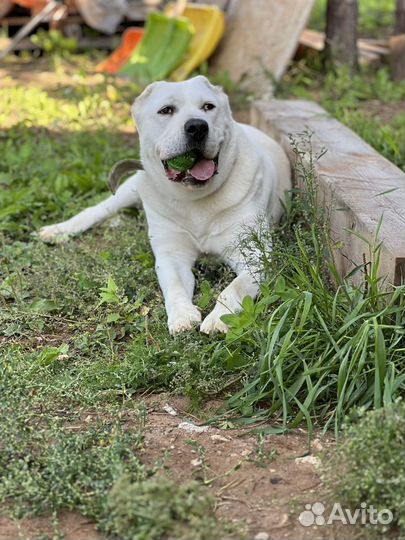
[[162, 150, 219, 186]]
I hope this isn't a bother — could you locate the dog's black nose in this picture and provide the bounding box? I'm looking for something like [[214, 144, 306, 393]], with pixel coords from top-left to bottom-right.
[[184, 119, 209, 142]]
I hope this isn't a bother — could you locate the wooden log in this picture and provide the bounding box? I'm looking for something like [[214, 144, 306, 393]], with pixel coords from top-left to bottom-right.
[[251, 100, 405, 286]]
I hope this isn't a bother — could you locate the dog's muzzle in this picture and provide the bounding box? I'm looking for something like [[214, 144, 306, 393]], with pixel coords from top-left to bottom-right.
[[161, 119, 219, 186]]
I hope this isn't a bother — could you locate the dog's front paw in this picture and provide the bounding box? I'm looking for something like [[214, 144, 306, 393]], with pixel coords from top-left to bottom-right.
[[38, 224, 71, 244], [168, 304, 201, 335], [200, 309, 229, 335]]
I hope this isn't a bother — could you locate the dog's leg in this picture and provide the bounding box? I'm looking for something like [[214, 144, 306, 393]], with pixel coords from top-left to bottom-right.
[[39, 175, 141, 242], [153, 247, 201, 335], [200, 257, 259, 334]]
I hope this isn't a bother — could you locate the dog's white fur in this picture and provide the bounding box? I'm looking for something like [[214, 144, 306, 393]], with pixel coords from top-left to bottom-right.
[[39, 76, 291, 334]]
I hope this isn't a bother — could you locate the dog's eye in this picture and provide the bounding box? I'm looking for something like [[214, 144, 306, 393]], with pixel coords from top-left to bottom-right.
[[202, 103, 216, 112], [158, 105, 175, 115]]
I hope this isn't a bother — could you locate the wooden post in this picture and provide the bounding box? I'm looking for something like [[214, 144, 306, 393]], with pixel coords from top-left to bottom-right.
[[210, 0, 315, 95], [325, 0, 359, 71], [396, 0, 405, 34]]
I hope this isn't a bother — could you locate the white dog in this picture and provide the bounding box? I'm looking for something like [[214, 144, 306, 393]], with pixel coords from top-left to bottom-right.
[[39, 76, 291, 334]]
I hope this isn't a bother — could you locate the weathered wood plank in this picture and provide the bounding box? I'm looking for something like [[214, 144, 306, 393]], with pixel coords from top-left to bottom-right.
[[210, 0, 315, 95], [251, 100, 405, 285], [298, 29, 389, 64]]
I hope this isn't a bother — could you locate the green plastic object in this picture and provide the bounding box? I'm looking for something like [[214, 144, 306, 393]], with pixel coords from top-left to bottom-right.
[[119, 12, 194, 84], [167, 150, 199, 172]]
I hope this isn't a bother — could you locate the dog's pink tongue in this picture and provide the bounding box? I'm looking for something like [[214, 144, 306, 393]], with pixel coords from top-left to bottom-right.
[[190, 159, 215, 181]]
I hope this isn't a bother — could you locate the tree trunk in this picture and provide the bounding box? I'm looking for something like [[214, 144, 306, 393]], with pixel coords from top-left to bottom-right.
[[325, 0, 359, 71], [389, 34, 405, 81], [396, 0, 405, 34]]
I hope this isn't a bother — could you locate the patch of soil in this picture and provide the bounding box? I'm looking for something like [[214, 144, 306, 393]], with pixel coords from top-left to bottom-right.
[[0, 394, 338, 540], [138, 395, 335, 540], [0, 511, 100, 540]]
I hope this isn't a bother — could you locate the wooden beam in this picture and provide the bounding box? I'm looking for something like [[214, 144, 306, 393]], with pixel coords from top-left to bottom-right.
[[251, 100, 405, 286], [298, 29, 389, 63]]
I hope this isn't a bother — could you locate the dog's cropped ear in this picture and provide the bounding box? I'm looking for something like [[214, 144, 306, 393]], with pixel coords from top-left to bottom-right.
[[212, 83, 232, 120], [131, 81, 159, 122], [193, 75, 233, 119]]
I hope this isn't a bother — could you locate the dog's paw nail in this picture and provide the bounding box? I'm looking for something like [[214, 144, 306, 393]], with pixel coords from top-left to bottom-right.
[[168, 306, 202, 335], [200, 313, 229, 335]]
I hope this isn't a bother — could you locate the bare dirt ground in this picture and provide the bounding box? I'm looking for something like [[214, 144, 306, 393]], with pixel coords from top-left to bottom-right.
[[0, 394, 336, 540], [359, 98, 405, 124]]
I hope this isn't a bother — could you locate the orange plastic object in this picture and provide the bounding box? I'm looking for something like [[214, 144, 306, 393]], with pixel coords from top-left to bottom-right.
[[95, 27, 144, 74], [14, 0, 47, 9]]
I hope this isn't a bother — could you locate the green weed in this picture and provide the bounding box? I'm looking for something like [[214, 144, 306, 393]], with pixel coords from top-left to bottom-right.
[[103, 477, 228, 540], [0, 344, 229, 537], [0, 350, 144, 521], [220, 135, 405, 435], [1, 218, 231, 407], [322, 402, 405, 536]]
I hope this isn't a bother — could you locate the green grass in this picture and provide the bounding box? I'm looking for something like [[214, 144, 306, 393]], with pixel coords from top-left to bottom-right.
[[297, 2, 405, 173], [278, 65, 405, 171], [104, 477, 227, 540], [0, 354, 224, 538], [1, 219, 233, 406], [219, 136, 405, 435], [1, 54, 405, 536], [0, 81, 136, 234], [1, 61, 404, 416], [0, 58, 235, 536]]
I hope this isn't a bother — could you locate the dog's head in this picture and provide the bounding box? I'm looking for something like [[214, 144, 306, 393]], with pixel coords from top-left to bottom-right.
[[132, 76, 233, 191]]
